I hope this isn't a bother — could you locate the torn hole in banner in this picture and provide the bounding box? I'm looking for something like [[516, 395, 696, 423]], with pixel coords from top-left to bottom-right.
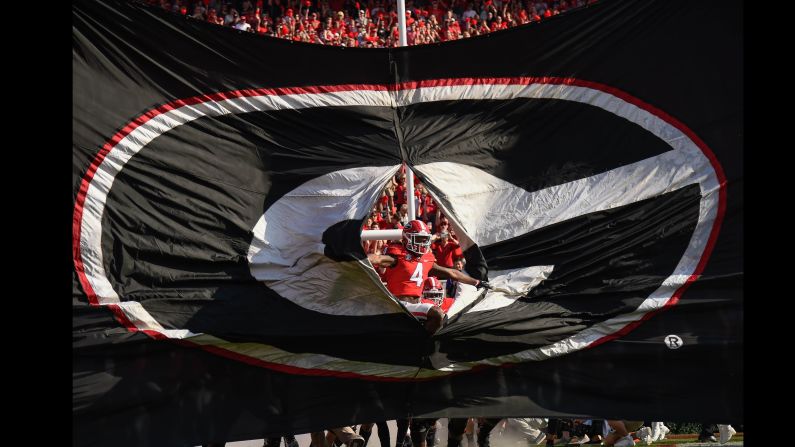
[[247, 165, 408, 317]]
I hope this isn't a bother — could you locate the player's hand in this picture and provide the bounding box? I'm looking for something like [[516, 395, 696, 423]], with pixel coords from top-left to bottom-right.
[[476, 280, 492, 290]]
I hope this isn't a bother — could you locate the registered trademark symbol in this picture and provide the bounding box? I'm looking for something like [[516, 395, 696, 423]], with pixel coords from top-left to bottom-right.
[[665, 335, 683, 349]]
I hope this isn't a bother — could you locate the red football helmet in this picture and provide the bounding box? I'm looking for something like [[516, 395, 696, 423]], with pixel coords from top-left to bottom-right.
[[422, 276, 445, 306], [402, 220, 432, 255]]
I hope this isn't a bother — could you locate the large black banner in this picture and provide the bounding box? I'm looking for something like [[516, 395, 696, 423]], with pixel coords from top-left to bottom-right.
[[73, 0, 742, 445]]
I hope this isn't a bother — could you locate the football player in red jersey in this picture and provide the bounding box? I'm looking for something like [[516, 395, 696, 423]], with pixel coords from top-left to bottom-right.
[[421, 276, 455, 313], [367, 220, 490, 304]]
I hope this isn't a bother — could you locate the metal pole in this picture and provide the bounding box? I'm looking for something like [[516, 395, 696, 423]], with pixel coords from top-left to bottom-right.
[[361, 229, 403, 241], [396, 1, 411, 218], [359, 7, 410, 248], [396, 0, 408, 46], [406, 164, 416, 221]]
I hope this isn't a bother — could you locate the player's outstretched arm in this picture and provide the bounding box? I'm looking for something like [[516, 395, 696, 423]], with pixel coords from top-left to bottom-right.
[[431, 263, 472, 285], [367, 253, 397, 268]]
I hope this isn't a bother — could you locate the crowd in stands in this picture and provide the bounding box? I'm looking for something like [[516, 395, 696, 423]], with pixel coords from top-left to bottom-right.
[[146, 0, 596, 47]]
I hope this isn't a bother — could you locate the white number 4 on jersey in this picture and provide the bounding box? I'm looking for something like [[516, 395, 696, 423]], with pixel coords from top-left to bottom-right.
[[410, 263, 423, 287]]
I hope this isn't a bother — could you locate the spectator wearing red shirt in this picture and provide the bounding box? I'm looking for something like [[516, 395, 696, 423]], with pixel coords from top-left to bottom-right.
[[405, 10, 416, 27], [414, 184, 432, 221], [406, 23, 418, 45], [284, 8, 297, 24], [428, 0, 446, 21], [308, 12, 321, 29], [421, 193, 438, 226], [444, 10, 460, 30], [335, 10, 346, 26], [431, 231, 462, 268], [490, 15, 507, 31], [364, 27, 380, 44], [517, 9, 529, 24], [394, 175, 407, 207], [377, 188, 394, 217]]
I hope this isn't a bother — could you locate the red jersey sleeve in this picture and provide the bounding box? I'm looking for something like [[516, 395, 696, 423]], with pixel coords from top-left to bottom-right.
[[386, 244, 403, 257]]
